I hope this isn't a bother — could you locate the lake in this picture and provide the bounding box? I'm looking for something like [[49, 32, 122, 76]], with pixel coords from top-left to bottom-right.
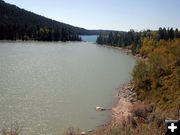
[[0, 41, 135, 135], [80, 35, 98, 43]]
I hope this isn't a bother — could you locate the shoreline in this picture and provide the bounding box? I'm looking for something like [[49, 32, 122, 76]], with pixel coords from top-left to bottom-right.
[[99, 45, 139, 126], [99, 44, 144, 60], [112, 82, 138, 126], [87, 82, 139, 135], [100, 45, 132, 54], [71, 42, 167, 135], [110, 81, 142, 131], [86, 45, 157, 135], [85, 46, 139, 135], [99, 45, 138, 127]]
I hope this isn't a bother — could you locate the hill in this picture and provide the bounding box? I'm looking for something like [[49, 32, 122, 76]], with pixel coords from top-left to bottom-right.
[[0, 0, 112, 41]]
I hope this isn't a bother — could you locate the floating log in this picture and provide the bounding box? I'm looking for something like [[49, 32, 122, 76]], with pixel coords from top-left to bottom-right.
[[96, 106, 103, 111], [96, 106, 112, 111]]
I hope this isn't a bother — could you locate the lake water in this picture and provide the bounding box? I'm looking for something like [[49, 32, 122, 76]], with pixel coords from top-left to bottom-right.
[[0, 41, 135, 135], [80, 35, 98, 43]]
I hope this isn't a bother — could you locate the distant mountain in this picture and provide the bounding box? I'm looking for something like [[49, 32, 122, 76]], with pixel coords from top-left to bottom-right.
[[0, 0, 116, 41]]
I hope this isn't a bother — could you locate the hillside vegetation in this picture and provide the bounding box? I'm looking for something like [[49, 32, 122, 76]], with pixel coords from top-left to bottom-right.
[[0, 0, 84, 41], [0, 0, 118, 41], [94, 28, 180, 134], [133, 39, 180, 109]]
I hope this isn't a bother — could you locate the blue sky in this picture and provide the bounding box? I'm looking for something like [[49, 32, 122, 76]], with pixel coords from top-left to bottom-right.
[[4, 0, 180, 31]]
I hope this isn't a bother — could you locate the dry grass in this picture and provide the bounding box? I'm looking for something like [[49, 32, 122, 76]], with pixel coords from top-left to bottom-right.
[[88, 101, 178, 135]]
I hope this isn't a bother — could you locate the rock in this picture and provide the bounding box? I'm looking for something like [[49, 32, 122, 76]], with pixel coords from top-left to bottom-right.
[[130, 98, 137, 103], [124, 95, 127, 98], [81, 131, 86, 135], [127, 85, 131, 89], [131, 93, 136, 96]]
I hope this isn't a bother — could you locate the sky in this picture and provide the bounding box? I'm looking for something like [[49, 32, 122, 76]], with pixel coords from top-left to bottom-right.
[[4, 0, 180, 31]]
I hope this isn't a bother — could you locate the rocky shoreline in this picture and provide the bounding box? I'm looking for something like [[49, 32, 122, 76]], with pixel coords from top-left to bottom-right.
[[111, 81, 156, 130], [83, 46, 156, 135], [86, 82, 143, 135], [68, 80, 157, 135], [112, 82, 138, 127]]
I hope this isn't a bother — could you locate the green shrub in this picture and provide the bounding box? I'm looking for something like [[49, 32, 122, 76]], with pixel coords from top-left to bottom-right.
[[132, 60, 151, 90]]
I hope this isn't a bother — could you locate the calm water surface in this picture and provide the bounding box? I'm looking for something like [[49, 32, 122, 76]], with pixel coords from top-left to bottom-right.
[[0, 41, 135, 135], [80, 35, 98, 43]]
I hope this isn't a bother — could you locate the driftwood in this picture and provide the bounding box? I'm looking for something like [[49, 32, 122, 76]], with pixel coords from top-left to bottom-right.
[[96, 106, 112, 111]]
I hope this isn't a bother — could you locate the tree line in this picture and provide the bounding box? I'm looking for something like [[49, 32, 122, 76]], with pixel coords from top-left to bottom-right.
[[0, 24, 81, 41], [0, 0, 83, 41], [97, 28, 180, 54], [0, 0, 119, 41]]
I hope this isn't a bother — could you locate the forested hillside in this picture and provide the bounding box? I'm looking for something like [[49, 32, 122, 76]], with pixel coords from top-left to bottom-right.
[[0, 0, 104, 41]]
